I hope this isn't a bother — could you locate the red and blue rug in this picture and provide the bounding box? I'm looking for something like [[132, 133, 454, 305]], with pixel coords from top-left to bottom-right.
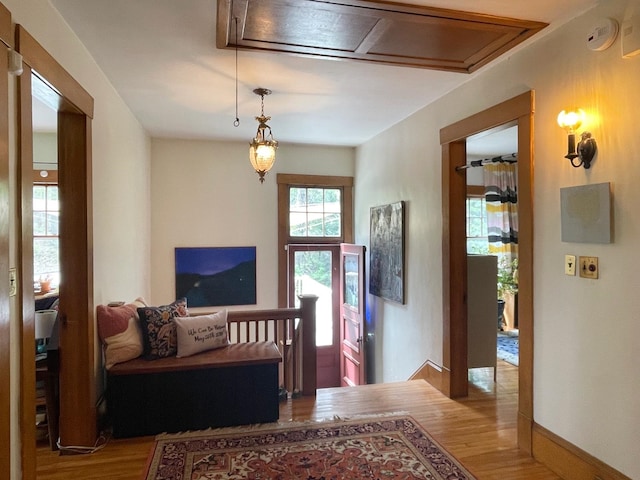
[[143, 415, 476, 479]]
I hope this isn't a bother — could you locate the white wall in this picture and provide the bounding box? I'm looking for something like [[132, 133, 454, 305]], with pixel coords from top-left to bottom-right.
[[150, 139, 355, 309], [355, 1, 639, 477], [5, 0, 151, 477]]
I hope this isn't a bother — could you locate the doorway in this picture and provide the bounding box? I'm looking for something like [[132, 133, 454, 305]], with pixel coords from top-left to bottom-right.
[[441, 91, 534, 452], [288, 244, 341, 388], [17, 24, 95, 480], [465, 125, 520, 371]]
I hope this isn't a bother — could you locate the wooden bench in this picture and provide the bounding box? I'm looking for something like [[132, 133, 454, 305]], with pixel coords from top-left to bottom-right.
[[106, 341, 281, 438]]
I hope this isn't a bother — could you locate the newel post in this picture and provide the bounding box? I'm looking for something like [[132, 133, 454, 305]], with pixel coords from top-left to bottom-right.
[[298, 294, 318, 395]]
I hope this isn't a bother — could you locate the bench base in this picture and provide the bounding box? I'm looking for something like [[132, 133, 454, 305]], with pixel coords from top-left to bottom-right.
[[107, 343, 280, 438]]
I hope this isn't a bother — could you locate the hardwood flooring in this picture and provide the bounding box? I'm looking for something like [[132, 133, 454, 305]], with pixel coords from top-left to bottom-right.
[[36, 360, 560, 479]]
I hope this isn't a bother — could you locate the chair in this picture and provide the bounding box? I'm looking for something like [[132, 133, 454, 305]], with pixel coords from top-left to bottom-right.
[[35, 311, 60, 450]]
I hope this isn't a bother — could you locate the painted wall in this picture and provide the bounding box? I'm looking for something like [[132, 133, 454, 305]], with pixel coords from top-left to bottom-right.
[[150, 139, 355, 308], [354, 1, 639, 477], [5, 0, 151, 477]]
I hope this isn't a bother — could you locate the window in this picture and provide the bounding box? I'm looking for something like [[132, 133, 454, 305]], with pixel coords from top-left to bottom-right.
[[466, 193, 489, 255], [277, 174, 353, 306], [289, 187, 342, 237], [33, 184, 60, 287]]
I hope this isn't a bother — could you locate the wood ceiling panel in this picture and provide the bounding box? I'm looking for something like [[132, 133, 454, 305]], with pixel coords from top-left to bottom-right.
[[217, 0, 548, 73]]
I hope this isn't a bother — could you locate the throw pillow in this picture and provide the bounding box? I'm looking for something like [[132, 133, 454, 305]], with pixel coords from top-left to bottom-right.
[[138, 298, 189, 359], [174, 309, 229, 358], [96, 297, 147, 369]]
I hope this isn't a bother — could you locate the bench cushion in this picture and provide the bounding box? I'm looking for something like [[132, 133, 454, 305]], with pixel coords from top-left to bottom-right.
[[108, 341, 281, 376]]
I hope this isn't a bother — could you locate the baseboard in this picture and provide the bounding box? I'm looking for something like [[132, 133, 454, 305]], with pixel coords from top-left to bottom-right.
[[409, 360, 445, 393], [532, 423, 631, 480]]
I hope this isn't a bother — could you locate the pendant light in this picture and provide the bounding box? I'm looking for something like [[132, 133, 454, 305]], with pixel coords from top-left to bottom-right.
[[249, 88, 278, 183]]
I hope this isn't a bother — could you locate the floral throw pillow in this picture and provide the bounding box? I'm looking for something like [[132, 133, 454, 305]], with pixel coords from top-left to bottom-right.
[[138, 298, 189, 359]]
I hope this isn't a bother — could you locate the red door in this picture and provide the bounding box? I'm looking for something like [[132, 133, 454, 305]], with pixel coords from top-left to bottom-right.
[[339, 244, 366, 386]]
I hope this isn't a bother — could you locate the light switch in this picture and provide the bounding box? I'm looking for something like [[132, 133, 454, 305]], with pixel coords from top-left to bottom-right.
[[579, 256, 598, 279], [565, 255, 576, 276]]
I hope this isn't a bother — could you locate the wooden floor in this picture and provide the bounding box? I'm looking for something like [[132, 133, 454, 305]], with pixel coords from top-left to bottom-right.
[[36, 360, 560, 479]]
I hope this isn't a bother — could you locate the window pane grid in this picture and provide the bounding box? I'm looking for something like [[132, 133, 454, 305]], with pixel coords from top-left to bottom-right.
[[33, 184, 60, 283], [466, 196, 489, 254], [289, 187, 342, 238]]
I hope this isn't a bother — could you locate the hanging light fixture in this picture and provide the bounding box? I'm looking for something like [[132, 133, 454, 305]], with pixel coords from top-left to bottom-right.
[[249, 88, 278, 183]]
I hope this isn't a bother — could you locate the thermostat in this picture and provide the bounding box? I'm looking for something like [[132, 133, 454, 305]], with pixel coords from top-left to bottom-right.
[[587, 18, 619, 51]]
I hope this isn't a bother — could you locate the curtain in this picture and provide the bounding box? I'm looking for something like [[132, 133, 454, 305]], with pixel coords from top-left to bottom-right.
[[483, 163, 518, 262]]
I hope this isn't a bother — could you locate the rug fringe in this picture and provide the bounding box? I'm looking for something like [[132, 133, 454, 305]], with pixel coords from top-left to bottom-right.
[[155, 411, 411, 440]]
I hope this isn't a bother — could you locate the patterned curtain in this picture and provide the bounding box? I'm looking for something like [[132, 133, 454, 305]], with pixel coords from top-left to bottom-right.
[[483, 163, 518, 262]]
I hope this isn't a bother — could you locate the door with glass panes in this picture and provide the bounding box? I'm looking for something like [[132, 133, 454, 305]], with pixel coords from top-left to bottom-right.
[[288, 245, 340, 388]]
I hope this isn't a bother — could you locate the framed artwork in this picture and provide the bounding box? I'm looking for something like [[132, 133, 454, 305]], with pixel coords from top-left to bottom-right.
[[175, 246, 256, 307], [369, 201, 405, 304]]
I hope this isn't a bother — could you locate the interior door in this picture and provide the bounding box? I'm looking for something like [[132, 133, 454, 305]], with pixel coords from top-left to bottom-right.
[[339, 244, 366, 386]]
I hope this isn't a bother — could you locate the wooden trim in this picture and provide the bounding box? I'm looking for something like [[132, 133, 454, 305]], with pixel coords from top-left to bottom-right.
[[0, 2, 11, 48], [276, 174, 354, 308], [33, 169, 58, 184], [58, 111, 96, 446], [409, 360, 444, 392], [17, 24, 96, 468], [440, 91, 535, 450], [516, 103, 535, 448], [441, 140, 468, 398], [532, 423, 632, 480], [18, 63, 37, 480], [440, 92, 533, 144], [466, 185, 484, 196], [16, 25, 94, 118], [277, 173, 354, 187], [0, 16, 10, 480]]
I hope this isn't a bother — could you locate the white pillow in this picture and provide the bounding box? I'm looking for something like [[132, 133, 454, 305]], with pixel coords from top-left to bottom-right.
[[174, 310, 229, 358]]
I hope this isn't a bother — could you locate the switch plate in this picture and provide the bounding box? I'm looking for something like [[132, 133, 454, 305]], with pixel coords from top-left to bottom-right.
[[579, 256, 599, 279], [565, 255, 576, 276], [9, 268, 16, 296]]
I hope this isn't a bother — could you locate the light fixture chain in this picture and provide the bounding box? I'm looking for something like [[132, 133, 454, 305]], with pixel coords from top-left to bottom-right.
[[233, 12, 240, 127]]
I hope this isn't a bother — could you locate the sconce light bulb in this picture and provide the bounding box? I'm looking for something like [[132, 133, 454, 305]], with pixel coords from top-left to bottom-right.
[[557, 109, 585, 133]]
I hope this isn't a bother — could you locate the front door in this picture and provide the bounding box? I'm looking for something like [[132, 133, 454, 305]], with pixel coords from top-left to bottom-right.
[[339, 244, 366, 386], [288, 244, 340, 388]]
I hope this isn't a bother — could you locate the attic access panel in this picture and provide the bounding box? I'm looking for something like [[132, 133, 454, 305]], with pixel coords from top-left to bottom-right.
[[216, 0, 547, 73]]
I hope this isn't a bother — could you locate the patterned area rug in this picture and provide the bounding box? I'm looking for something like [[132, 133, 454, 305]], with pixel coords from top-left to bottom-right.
[[497, 332, 519, 366], [143, 415, 476, 479]]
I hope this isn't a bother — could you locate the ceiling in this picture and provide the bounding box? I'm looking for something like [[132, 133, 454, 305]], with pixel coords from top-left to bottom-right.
[[39, 0, 597, 154]]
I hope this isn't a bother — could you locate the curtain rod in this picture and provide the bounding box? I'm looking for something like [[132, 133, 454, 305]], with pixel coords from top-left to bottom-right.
[[456, 153, 517, 171]]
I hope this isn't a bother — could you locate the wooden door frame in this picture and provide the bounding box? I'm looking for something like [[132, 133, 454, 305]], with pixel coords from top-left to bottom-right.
[[17, 25, 95, 478], [276, 174, 354, 308], [440, 91, 534, 452], [0, 4, 12, 480]]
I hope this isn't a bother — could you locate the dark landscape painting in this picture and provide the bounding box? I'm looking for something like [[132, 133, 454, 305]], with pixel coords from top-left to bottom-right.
[[175, 247, 257, 307], [369, 201, 405, 304]]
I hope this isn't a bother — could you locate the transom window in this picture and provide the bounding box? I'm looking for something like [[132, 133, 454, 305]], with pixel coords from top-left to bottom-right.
[[289, 187, 342, 237]]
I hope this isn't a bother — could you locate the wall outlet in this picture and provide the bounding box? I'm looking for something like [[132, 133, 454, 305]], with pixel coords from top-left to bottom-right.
[[565, 255, 576, 276], [579, 256, 599, 279]]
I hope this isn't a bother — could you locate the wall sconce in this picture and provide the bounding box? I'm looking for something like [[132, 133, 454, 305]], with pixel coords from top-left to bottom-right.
[[249, 88, 278, 183], [557, 109, 597, 169]]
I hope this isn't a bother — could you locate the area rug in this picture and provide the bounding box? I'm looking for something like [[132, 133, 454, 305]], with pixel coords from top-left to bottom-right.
[[143, 415, 476, 479], [497, 332, 519, 366]]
